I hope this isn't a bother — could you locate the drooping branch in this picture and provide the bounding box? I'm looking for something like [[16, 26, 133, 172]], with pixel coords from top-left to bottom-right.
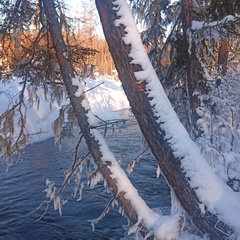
[[0, 76, 29, 163], [95, 0, 240, 239]]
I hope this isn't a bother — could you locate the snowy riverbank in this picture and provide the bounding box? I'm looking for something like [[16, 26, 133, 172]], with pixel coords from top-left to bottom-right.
[[0, 77, 130, 144]]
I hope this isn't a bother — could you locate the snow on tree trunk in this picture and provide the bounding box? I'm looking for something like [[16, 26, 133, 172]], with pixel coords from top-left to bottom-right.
[[41, 0, 139, 226], [41, 0, 186, 239], [95, 0, 240, 238]]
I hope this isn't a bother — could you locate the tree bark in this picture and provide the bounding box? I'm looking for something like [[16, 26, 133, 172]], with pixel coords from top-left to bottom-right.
[[41, 0, 151, 236], [181, 0, 201, 137], [95, 0, 234, 239], [218, 39, 229, 76], [182, 0, 203, 95]]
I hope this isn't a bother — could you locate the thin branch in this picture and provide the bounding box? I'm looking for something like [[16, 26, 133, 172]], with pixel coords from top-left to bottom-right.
[[84, 82, 104, 93], [88, 197, 114, 230], [58, 152, 90, 195], [127, 147, 149, 174]]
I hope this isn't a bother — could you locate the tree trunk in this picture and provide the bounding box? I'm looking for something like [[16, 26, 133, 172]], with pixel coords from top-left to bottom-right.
[[41, 0, 151, 236], [218, 39, 229, 75], [95, 0, 235, 238], [181, 0, 201, 138], [181, 0, 199, 96]]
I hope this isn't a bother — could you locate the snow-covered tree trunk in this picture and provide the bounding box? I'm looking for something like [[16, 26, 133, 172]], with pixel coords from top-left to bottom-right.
[[41, 1, 189, 239], [96, 0, 240, 238], [41, 0, 150, 237]]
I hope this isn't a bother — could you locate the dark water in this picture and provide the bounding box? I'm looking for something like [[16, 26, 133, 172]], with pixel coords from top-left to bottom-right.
[[0, 117, 170, 240]]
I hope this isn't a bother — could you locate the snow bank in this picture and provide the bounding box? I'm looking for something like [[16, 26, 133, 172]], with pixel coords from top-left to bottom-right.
[[85, 77, 129, 120], [0, 77, 129, 144]]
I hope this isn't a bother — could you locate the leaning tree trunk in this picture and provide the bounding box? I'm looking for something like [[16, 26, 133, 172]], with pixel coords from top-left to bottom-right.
[[95, 0, 236, 239], [41, 0, 154, 237]]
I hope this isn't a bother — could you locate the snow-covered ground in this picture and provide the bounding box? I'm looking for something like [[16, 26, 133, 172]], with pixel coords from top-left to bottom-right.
[[0, 77, 130, 144]]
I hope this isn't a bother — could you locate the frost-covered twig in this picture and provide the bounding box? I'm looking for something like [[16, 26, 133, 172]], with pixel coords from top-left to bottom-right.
[[28, 199, 51, 221], [43, 179, 68, 216], [31, 148, 90, 220], [60, 152, 90, 193], [0, 76, 29, 163], [192, 15, 239, 33], [88, 168, 103, 188], [29, 179, 68, 220], [126, 147, 149, 174], [88, 198, 114, 231]]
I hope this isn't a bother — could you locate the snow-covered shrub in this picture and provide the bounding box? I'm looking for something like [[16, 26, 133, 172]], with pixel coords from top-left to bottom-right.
[[194, 71, 240, 190]]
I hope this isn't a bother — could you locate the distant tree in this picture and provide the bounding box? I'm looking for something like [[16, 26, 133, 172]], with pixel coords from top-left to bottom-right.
[[75, 0, 116, 76], [207, 0, 240, 75], [94, 37, 116, 76]]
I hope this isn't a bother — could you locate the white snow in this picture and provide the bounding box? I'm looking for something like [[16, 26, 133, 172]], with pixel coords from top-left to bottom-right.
[[191, 15, 236, 43], [85, 78, 130, 120], [191, 15, 236, 31], [71, 76, 83, 97], [152, 211, 184, 240]]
